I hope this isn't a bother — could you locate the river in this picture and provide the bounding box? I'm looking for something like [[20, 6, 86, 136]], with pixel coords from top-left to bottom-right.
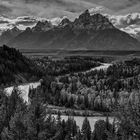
[[4, 63, 112, 103], [86, 63, 112, 73]]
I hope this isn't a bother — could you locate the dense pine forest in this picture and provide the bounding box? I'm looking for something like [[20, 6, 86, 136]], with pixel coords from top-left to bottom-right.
[[1, 46, 140, 139], [1, 84, 140, 140], [0, 45, 42, 86]]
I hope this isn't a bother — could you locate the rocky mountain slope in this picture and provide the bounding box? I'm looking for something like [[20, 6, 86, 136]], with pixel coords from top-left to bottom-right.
[[0, 27, 22, 46]]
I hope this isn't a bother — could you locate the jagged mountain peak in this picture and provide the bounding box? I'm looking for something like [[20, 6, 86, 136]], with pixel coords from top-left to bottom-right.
[[32, 20, 53, 32], [4, 26, 20, 34], [73, 10, 114, 30], [0, 26, 22, 46], [59, 18, 71, 27], [25, 27, 32, 32], [79, 9, 91, 21], [11, 26, 20, 32]]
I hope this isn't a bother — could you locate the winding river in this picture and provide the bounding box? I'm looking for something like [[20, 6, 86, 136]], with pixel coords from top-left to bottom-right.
[[4, 63, 112, 102], [90, 63, 112, 71]]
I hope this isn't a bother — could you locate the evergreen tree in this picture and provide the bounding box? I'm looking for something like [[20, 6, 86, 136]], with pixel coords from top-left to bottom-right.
[[44, 114, 57, 139], [93, 120, 108, 140], [9, 96, 27, 140], [76, 130, 82, 140], [9, 112, 27, 140], [25, 96, 47, 140], [81, 117, 91, 140]]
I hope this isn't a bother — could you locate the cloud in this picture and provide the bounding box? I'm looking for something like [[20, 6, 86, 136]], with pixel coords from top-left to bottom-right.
[[0, 15, 49, 30], [108, 13, 140, 28], [15, 16, 43, 26], [0, 0, 140, 20], [0, 0, 99, 19], [0, 4, 12, 15], [50, 17, 66, 25], [0, 14, 67, 31], [102, 13, 140, 37], [120, 25, 140, 36], [0, 16, 9, 24]]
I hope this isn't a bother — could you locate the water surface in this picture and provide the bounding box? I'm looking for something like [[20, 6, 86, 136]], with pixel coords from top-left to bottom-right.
[[53, 115, 114, 131]]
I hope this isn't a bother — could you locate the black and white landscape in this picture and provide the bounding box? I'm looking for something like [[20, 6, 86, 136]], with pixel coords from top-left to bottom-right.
[[0, 0, 140, 140]]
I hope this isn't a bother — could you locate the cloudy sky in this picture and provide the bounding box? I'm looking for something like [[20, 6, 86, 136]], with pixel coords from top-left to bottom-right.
[[1, 0, 140, 18], [1, 0, 140, 35]]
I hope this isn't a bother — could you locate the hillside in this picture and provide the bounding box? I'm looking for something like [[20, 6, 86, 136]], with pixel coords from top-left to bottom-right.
[[0, 45, 41, 86], [7, 10, 140, 51]]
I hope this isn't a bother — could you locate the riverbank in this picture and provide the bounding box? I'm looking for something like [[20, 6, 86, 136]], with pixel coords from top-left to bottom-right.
[[4, 82, 41, 103], [85, 63, 112, 73], [47, 105, 114, 117]]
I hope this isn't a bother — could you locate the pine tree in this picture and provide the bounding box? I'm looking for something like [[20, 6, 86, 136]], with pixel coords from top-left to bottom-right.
[[93, 120, 108, 140], [81, 117, 91, 140], [9, 112, 26, 140], [76, 130, 82, 140], [9, 97, 27, 140], [0, 92, 8, 135], [44, 114, 57, 139], [105, 114, 111, 131], [25, 95, 47, 140], [84, 95, 89, 109], [72, 119, 77, 137], [56, 111, 62, 128]]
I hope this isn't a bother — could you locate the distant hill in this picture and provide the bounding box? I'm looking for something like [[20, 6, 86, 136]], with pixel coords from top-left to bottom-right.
[[3, 10, 140, 50], [0, 45, 41, 86]]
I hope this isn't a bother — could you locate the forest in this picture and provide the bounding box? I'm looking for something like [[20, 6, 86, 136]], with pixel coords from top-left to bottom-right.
[[0, 45, 42, 87], [1, 46, 140, 139], [0, 84, 140, 140], [29, 57, 140, 114], [29, 56, 140, 139], [32, 56, 104, 76]]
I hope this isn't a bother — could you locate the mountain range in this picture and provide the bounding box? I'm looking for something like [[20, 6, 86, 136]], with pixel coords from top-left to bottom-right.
[[1, 10, 140, 50]]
